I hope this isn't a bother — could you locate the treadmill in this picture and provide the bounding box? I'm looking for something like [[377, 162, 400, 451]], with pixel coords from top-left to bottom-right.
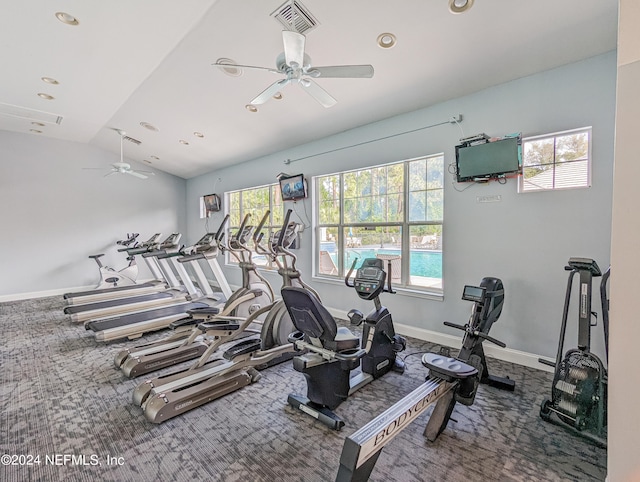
[[65, 235, 193, 323], [85, 221, 233, 342], [63, 233, 176, 306]]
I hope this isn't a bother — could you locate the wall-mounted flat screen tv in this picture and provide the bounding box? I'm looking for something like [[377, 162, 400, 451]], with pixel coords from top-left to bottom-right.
[[279, 174, 307, 201], [455, 136, 521, 182], [203, 193, 221, 214]]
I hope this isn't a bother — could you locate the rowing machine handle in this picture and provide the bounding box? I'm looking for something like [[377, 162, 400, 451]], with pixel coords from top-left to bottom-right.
[[278, 209, 293, 248], [345, 258, 358, 287], [443, 321, 466, 331], [215, 214, 230, 241], [254, 210, 271, 243]]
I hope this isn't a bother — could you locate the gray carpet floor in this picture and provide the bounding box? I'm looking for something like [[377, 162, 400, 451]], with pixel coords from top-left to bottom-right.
[[0, 296, 607, 481]]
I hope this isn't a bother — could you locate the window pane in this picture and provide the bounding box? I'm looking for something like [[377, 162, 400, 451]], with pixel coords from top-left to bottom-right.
[[271, 185, 284, 227], [554, 159, 589, 189], [344, 226, 402, 284], [409, 159, 426, 191], [427, 156, 444, 189], [523, 138, 554, 167], [318, 227, 339, 276], [409, 225, 442, 289], [409, 191, 426, 221], [317, 175, 340, 225], [426, 190, 443, 222], [556, 132, 588, 163], [522, 164, 555, 191]]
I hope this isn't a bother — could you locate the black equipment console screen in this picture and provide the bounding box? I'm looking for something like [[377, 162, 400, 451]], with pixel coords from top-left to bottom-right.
[[462, 285, 486, 303]]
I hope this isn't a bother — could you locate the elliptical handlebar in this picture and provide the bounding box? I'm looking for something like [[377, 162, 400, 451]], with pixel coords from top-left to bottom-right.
[[214, 214, 229, 242], [253, 210, 270, 244], [278, 209, 293, 249]]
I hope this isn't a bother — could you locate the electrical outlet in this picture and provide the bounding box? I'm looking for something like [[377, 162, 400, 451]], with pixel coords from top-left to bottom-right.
[[476, 195, 502, 203]]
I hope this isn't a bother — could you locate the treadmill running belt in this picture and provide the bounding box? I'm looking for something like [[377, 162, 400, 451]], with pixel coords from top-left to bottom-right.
[[64, 281, 159, 299], [64, 291, 174, 315], [85, 302, 209, 332]]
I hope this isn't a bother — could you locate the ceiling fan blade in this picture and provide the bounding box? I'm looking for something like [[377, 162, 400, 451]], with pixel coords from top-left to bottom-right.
[[251, 79, 290, 105], [104, 171, 117, 177], [127, 171, 149, 179], [282, 30, 305, 69], [300, 79, 337, 108], [82, 167, 109, 170], [308, 65, 374, 79], [213, 61, 280, 74]]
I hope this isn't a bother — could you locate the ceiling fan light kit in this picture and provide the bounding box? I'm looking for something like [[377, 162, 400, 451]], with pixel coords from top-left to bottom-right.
[[83, 130, 154, 180], [215, 30, 374, 109]]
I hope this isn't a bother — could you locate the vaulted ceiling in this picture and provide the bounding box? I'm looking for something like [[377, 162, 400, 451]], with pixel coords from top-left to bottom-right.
[[0, 0, 618, 179]]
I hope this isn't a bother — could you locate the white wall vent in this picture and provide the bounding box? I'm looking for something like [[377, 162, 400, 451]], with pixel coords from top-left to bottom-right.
[[123, 135, 141, 145], [271, 1, 318, 34]]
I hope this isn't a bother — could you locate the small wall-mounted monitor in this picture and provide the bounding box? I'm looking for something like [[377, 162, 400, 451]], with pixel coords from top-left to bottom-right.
[[279, 174, 307, 201], [203, 193, 221, 214], [455, 135, 521, 182]]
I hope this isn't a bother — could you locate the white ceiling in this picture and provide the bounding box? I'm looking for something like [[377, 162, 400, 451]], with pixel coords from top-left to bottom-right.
[[0, 0, 618, 179]]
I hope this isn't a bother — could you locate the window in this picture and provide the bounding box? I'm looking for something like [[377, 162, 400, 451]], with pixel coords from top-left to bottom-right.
[[226, 184, 284, 268], [518, 127, 591, 192], [315, 155, 444, 293]]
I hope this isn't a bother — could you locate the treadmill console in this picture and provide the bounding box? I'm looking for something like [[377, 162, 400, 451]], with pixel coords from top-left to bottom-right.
[[159, 233, 182, 249], [193, 233, 217, 253]]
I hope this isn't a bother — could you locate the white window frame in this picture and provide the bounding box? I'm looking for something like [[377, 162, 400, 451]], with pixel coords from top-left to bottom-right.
[[518, 127, 592, 193], [224, 183, 284, 270], [313, 154, 444, 296]]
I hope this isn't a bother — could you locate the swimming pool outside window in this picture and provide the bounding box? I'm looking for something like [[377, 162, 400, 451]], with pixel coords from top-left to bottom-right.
[[315, 155, 444, 294]]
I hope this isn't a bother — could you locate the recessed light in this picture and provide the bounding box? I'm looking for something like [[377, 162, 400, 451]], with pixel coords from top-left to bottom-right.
[[37, 93, 55, 100], [143, 159, 153, 164], [31, 122, 45, 127], [30, 129, 42, 134], [179, 139, 189, 145], [377, 33, 397, 49], [41, 77, 59, 85], [448, 0, 474, 14], [246, 105, 258, 113], [273, 92, 283, 100], [150, 155, 160, 160], [140, 122, 159, 132], [215, 58, 243, 77], [55, 12, 79, 26], [193, 132, 204, 138]]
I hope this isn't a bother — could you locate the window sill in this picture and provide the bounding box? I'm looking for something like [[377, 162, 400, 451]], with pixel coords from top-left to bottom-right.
[[311, 275, 444, 302]]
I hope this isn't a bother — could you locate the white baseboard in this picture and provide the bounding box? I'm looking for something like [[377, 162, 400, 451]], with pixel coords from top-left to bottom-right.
[[1, 284, 553, 373], [327, 307, 554, 373], [0, 278, 157, 303], [0, 285, 92, 303]]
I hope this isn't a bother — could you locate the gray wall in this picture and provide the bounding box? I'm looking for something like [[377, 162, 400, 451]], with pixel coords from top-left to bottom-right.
[[187, 51, 616, 361], [0, 131, 187, 298]]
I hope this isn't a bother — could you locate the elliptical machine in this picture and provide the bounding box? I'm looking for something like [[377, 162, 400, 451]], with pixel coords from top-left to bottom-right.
[[282, 257, 406, 430], [539, 257, 609, 448]]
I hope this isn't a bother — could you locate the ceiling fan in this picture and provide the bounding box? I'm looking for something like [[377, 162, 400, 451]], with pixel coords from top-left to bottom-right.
[[84, 129, 154, 179], [214, 30, 374, 108]]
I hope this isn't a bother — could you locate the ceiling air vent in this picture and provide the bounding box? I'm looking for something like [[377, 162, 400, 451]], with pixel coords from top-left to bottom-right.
[[123, 135, 141, 145], [0, 102, 63, 125], [271, 0, 318, 34]]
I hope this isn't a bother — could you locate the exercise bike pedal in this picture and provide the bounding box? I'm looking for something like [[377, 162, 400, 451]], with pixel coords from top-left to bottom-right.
[[347, 309, 364, 326], [391, 334, 406, 353]]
